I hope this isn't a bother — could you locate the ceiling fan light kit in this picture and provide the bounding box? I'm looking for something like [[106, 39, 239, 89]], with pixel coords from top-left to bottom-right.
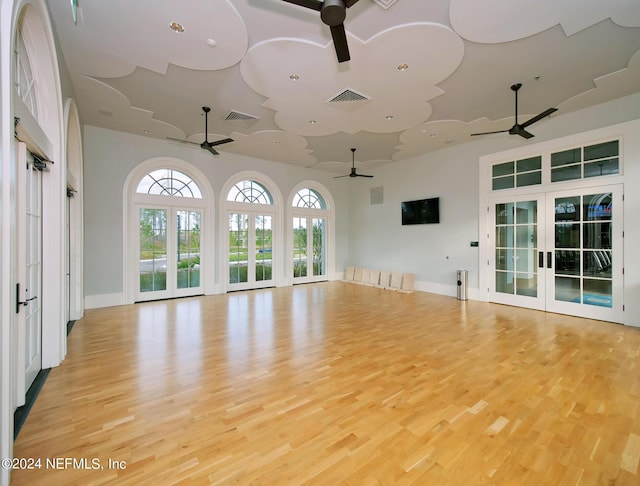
[[471, 83, 558, 139]]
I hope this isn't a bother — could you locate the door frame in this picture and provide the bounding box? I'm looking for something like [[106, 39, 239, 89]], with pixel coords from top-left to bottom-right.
[[479, 126, 627, 324], [225, 209, 277, 292], [221, 172, 283, 293], [123, 159, 214, 304], [291, 215, 328, 285], [134, 204, 205, 302], [487, 185, 624, 322]]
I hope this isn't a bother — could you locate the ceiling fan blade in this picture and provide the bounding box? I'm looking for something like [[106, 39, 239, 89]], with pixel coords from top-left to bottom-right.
[[520, 107, 558, 128], [166, 137, 200, 146], [334, 174, 350, 178], [201, 143, 219, 156], [330, 23, 350, 62], [470, 129, 510, 137], [344, 0, 360, 7], [208, 137, 234, 147], [356, 173, 374, 178], [281, 0, 323, 11]]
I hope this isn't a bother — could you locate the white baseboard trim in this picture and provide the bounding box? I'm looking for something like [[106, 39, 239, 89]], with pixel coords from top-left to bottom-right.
[[84, 280, 480, 310], [84, 293, 124, 309], [415, 280, 480, 301]]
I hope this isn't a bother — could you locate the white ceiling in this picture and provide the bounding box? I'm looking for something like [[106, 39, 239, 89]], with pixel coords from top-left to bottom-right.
[[47, 0, 640, 173]]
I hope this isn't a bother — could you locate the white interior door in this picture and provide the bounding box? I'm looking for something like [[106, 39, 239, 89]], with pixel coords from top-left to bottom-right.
[[488, 184, 623, 322], [489, 195, 546, 310], [545, 185, 623, 322], [16, 146, 43, 405]]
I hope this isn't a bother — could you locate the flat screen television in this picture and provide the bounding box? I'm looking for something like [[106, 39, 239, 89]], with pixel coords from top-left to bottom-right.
[[401, 197, 440, 225]]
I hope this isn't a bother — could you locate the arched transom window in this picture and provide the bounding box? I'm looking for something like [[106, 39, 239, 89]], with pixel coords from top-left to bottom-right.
[[227, 180, 273, 204], [292, 188, 326, 209], [16, 23, 38, 118], [136, 169, 202, 198]]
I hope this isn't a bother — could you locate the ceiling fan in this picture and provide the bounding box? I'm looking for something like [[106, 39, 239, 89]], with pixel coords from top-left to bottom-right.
[[471, 83, 558, 139], [167, 106, 233, 156], [281, 0, 360, 63], [335, 148, 373, 178]]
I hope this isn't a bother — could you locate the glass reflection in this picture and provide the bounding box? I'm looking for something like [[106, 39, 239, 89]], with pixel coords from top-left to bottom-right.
[[583, 251, 612, 278], [555, 276, 581, 303]]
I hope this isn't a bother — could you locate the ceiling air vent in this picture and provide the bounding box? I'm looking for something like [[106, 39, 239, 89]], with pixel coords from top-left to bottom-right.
[[327, 89, 371, 112], [223, 110, 259, 128]]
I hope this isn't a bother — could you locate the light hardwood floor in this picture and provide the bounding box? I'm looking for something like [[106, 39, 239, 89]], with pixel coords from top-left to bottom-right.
[[11, 282, 640, 485]]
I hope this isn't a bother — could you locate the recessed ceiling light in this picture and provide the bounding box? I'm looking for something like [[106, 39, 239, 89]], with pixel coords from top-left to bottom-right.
[[143, 129, 150, 134], [309, 120, 317, 124], [289, 74, 300, 81], [429, 133, 437, 138], [386, 115, 394, 120], [274, 141, 281, 144], [206, 38, 217, 47], [169, 21, 184, 33], [397, 63, 409, 71]]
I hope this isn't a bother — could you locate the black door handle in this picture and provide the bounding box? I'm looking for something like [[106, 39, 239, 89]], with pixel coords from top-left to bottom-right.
[[538, 251, 544, 268], [547, 252, 553, 269], [16, 283, 37, 313]]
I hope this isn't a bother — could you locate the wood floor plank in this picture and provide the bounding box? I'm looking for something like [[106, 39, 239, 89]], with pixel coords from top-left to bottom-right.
[[10, 282, 640, 484]]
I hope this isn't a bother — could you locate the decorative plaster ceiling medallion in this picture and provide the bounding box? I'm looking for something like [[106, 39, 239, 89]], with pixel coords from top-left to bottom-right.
[[373, 0, 399, 9]]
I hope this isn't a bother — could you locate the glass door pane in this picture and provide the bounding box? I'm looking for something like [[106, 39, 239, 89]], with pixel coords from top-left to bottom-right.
[[490, 196, 545, 310], [546, 185, 622, 322], [229, 213, 249, 284], [494, 200, 539, 297], [255, 215, 272, 282], [553, 193, 613, 307], [176, 210, 201, 289], [312, 218, 326, 276], [139, 208, 167, 293], [514, 201, 538, 297], [293, 217, 307, 278]]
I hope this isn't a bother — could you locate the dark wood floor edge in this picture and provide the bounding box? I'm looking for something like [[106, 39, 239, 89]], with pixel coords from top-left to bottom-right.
[[14, 321, 74, 439], [13, 368, 51, 440]]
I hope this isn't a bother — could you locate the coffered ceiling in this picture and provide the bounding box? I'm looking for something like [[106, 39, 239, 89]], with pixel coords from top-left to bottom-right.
[[47, 0, 640, 173]]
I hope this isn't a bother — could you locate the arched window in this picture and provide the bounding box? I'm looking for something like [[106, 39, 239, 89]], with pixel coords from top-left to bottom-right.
[[290, 186, 332, 284], [126, 162, 211, 303], [223, 175, 280, 291], [137, 169, 202, 198], [227, 180, 273, 204], [15, 25, 38, 118], [292, 188, 326, 209]]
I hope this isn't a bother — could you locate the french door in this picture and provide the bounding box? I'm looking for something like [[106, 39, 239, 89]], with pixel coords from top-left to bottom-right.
[[16, 147, 43, 403], [136, 206, 203, 301], [293, 216, 327, 283], [489, 184, 623, 322], [228, 212, 274, 291]]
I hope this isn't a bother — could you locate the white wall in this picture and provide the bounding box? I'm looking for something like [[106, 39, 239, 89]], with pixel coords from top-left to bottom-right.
[[84, 94, 639, 314], [83, 126, 351, 305], [345, 93, 640, 304]]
